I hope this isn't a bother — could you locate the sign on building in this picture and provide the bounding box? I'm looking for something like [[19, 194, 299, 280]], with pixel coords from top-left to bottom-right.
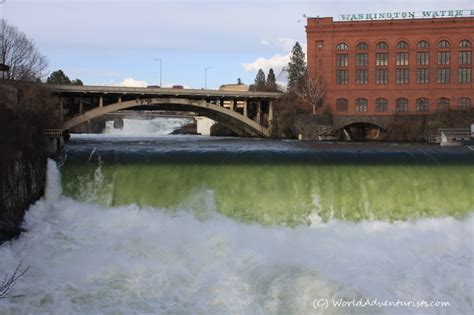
[[339, 9, 474, 21]]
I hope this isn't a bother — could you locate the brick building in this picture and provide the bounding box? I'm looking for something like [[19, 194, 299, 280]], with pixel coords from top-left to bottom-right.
[[306, 16, 474, 116]]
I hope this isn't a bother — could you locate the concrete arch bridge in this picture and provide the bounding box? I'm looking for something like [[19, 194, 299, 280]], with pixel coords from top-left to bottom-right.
[[47, 85, 283, 137]]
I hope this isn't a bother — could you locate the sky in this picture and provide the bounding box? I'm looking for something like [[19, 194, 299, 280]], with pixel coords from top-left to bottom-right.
[[1, 0, 473, 89]]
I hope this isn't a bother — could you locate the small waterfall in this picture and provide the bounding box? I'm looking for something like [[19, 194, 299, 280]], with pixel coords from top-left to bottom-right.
[[342, 128, 352, 141], [104, 117, 193, 136]]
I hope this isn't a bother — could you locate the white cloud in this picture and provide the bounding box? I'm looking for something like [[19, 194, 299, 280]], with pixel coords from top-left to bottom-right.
[[114, 78, 149, 87], [243, 54, 289, 74], [260, 39, 270, 46]]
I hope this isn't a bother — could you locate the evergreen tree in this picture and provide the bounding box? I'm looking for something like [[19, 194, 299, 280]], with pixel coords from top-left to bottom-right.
[[287, 42, 307, 94], [254, 69, 266, 91], [46, 70, 71, 85], [47, 69, 83, 85], [71, 78, 83, 86], [266, 68, 277, 91]]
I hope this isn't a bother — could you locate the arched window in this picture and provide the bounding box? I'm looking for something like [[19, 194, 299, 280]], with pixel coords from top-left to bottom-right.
[[459, 40, 472, 48], [356, 42, 368, 50], [376, 98, 388, 112], [438, 40, 451, 66], [458, 39, 472, 66], [417, 40, 430, 49], [376, 41, 388, 49], [438, 40, 450, 48], [437, 98, 450, 111], [458, 97, 471, 110], [396, 98, 408, 112], [336, 98, 348, 112], [396, 41, 409, 49], [336, 43, 349, 50], [356, 98, 368, 112], [416, 98, 429, 112]]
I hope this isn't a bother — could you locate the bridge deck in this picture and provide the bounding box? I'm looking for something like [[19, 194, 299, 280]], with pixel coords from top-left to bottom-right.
[[46, 84, 282, 100]]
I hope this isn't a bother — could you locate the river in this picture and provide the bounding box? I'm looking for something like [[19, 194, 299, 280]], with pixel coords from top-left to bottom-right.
[[0, 118, 473, 314]]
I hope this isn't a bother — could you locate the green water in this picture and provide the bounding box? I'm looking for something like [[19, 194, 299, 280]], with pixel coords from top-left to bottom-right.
[[61, 162, 474, 225]]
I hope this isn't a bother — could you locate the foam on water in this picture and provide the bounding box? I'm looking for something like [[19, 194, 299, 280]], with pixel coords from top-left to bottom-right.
[[0, 161, 472, 314]]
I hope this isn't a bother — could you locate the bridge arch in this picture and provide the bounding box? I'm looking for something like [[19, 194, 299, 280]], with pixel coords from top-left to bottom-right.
[[62, 98, 271, 137], [339, 121, 386, 140], [332, 115, 393, 131]]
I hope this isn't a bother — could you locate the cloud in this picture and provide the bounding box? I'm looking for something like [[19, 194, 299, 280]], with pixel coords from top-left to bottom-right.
[[113, 78, 149, 87], [260, 39, 270, 46], [243, 54, 289, 74]]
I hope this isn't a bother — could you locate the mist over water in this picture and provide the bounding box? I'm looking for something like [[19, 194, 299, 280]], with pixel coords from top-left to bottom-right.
[[1, 134, 473, 314]]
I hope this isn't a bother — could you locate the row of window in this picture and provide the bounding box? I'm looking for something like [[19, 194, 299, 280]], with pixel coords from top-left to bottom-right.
[[336, 39, 472, 50], [335, 97, 472, 112], [336, 68, 472, 84], [336, 51, 472, 67]]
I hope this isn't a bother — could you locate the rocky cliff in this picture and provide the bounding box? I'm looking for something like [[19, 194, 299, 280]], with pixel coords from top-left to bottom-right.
[[0, 153, 46, 242], [0, 82, 56, 243]]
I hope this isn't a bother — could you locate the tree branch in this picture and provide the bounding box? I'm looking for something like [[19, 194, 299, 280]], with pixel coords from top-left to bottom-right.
[[0, 261, 30, 299]]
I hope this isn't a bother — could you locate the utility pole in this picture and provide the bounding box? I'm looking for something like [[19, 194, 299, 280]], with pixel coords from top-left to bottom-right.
[[154, 58, 162, 87], [204, 66, 211, 89]]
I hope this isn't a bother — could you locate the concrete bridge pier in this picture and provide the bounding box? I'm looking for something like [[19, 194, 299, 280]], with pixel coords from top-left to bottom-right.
[[256, 102, 262, 125], [79, 98, 84, 114], [44, 130, 64, 155], [268, 101, 274, 127], [59, 99, 64, 124]]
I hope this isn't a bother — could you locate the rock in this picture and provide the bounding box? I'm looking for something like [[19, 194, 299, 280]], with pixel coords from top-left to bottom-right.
[[170, 122, 198, 135]]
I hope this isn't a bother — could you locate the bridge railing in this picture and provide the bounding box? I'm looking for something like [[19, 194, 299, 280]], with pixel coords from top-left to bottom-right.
[[43, 129, 63, 137], [392, 106, 473, 115]]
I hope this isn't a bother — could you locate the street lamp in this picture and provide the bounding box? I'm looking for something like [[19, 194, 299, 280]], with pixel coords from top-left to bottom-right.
[[204, 66, 211, 89], [154, 58, 162, 87]]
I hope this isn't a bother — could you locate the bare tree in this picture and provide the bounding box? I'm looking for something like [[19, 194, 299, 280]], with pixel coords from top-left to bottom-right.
[[0, 261, 29, 299], [301, 73, 325, 114], [1, 19, 48, 81]]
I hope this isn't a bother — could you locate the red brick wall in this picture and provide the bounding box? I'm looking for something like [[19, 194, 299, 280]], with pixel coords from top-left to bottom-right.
[[306, 17, 474, 115]]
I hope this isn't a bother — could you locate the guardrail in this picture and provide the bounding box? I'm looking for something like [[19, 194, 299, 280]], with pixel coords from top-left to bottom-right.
[[429, 128, 472, 144], [43, 129, 63, 137], [437, 128, 472, 146]]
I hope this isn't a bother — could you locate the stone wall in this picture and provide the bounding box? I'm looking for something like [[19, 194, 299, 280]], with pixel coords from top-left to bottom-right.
[[0, 153, 46, 242], [289, 110, 474, 141], [292, 114, 334, 140]]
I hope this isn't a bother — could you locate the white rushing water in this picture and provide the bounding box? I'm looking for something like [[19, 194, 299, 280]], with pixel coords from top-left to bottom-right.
[[0, 160, 472, 314], [103, 117, 193, 136]]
